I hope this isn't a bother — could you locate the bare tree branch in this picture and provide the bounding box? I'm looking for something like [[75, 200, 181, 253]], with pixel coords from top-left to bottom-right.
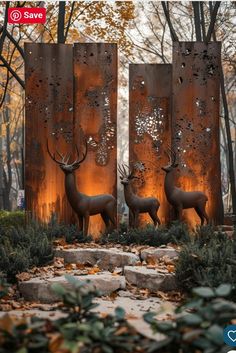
[[161, 2, 179, 42], [206, 1, 221, 42], [0, 54, 25, 88], [64, 2, 75, 42]]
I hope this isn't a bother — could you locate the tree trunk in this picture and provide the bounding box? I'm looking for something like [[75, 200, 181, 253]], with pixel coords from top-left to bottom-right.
[[0, 112, 4, 209], [3, 94, 12, 210], [57, 2, 66, 43], [219, 63, 236, 214], [192, 2, 202, 41]]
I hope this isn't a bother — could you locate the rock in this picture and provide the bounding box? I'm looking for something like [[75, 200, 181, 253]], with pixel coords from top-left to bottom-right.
[[124, 266, 177, 292], [19, 272, 126, 303], [217, 225, 233, 232], [56, 248, 140, 270], [141, 248, 178, 262]]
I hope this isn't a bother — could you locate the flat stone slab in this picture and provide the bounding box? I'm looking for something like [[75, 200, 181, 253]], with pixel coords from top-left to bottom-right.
[[124, 266, 177, 292], [56, 248, 140, 270], [141, 248, 178, 262], [217, 225, 234, 232], [0, 296, 174, 341], [19, 272, 126, 303]]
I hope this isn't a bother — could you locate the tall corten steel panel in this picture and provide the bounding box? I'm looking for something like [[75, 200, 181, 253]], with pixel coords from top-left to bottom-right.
[[74, 43, 117, 237], [129, 64, 172, 225], [25, 43, 74, 223], [172, 42, 223, 226]]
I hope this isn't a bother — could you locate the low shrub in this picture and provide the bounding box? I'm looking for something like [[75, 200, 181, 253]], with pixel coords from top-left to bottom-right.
[[0, 224, 54, 280], [99, 221, 190, 246], [0, 210, 25, 228], [0, 277, 8, 300], [145, 283, 236, 353], [176, 226, 236, 299]]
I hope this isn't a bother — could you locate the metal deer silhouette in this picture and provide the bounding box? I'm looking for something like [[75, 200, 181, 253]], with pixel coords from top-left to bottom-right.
[[118, 164, 160, 228], [162, 148, 209, 225], [47, 140, 116, 236]]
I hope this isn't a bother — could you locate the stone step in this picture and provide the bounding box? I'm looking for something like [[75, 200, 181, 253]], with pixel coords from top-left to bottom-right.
[[55, 248, 140, 270], [141, 247, 178, 262], [124, 266, 177, 292], [19, 272, 126, 303], [217, 225, 234, 232]]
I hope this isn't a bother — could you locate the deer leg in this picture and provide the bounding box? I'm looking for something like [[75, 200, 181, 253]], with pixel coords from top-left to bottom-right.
[[129, 209, 134, 228], [202, 209, 209, 224], [197, 203, 209, 225], [101, 212, 110, 233], [83, 214, 89, 237], [105, 207, 116, 228], [175, 206, 182, 221], [78, 216, 83, 232], [133, 211, 139, 228], [194, 207, 204, 225], [201, 202, 209, 224], [149, 209, 160, 227]]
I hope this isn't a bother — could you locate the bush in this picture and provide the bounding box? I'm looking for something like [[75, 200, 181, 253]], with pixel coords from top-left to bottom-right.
[[0, 210, 25, 228], [144, 283, 236, 353], [0, 224, 54, 280], [99, 221, 190, 247], [176, 226, 236, 299]]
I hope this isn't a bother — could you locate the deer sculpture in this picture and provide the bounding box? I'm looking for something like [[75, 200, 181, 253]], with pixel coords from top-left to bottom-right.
[[47, 140, 116, 236], [118, 164, 160, 228], [162, 148, 209, 225]]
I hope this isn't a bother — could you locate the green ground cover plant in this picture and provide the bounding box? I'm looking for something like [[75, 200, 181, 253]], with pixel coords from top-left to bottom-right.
[[99, 221, 191, 246], [176, 226, 236, 299], [145, 284, 236, 353]]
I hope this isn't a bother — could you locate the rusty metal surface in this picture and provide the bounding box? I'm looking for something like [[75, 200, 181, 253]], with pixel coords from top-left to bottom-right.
[[73, 43, 117, 237], [172, 42, 223, 225], [25, 43, 75, 223], [129, 64, 172, 225]]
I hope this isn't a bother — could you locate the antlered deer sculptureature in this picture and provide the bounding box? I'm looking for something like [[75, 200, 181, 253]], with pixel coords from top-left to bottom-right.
[[162, 148, 209, 225], [118, 164, 160, 228], [47, 140, 116, 236]]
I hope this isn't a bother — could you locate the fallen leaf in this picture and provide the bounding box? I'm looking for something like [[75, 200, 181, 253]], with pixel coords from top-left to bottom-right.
[[167, 265, 175, 273], [48, 333, 64, 353], [16, 272, 32, 282], [87, 266, 100, 275], [65, 263, 73, 271], [76, 263, 86, 269], [146, 255, 158, 266]]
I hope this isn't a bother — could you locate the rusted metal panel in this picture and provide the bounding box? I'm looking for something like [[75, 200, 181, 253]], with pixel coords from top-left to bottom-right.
[[73, 43, 117, 237], [25, 43, 74, 223], [129, 64, 172, 225], [172, 42, 223, 225]]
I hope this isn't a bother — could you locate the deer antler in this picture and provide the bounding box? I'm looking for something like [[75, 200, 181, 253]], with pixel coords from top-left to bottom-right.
[[118, 163, 139, 180], [165, 146, 177, 167], [118, 164, 127, 178], [47, 139, 88, 168], [71, 140, 88, 167], [47, 139, 65, 165]]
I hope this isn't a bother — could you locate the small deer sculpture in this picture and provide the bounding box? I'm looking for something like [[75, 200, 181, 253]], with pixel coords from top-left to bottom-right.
[[47, 140, 116, 236], [162, 148, 209, 225], [118, 164, 160, 228]]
